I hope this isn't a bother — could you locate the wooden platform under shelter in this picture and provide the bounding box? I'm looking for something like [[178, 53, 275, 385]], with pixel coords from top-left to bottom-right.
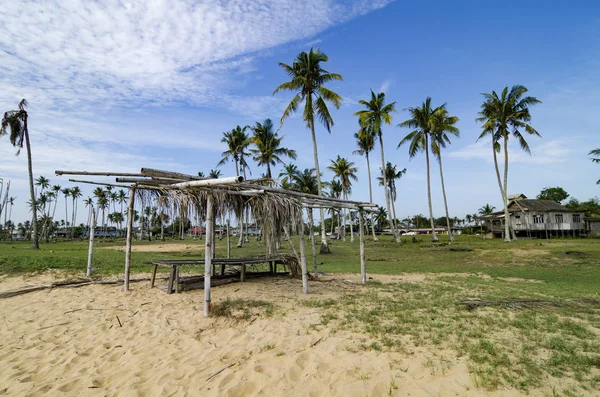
[[150, 257, 285, 294]]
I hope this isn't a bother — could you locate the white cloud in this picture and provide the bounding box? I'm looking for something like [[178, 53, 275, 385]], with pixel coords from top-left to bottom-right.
[[447, 138, 575, 165], [0, 0, 393, 111]]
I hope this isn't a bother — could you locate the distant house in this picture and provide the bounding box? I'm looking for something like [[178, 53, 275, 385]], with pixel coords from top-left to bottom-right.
[[480, 195, 586, 238]]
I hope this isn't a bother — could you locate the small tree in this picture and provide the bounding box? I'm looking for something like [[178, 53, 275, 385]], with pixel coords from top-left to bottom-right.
[[537, 187, 569, 204]]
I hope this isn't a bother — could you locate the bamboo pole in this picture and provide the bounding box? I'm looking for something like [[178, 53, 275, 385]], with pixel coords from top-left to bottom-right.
[[298, 212, 308, 294], [359, 210, 366, 285], [123, 187, 136, 292], [169, 176, 244, 189], [56, 170, 143, 177], [204, 194, 214, 317], [86, 208, 95, 278], [140, 168, 204, 181]]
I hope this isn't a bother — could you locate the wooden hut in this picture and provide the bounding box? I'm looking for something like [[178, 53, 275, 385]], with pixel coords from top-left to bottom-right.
[[55, 168, 377, 317]]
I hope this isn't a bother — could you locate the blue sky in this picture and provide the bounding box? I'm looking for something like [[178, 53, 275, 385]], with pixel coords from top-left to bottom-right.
[[1, 0, 599, 225]]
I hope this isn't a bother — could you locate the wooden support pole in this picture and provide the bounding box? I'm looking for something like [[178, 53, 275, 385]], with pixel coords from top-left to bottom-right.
[[204, 194, 214, 317], [123, 187, 136, 292], [86, 208, 96, 278], [226, 217, 231, 259], [298, 213, 308, 294], [359, 210, 366, 285]]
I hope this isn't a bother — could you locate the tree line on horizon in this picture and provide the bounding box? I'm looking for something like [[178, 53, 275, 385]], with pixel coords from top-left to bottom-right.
[[3, 49, 600, 249]]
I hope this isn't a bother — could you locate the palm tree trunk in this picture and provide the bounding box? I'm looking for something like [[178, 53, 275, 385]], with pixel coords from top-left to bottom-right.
[[24, 128, 39, 248], [307, 209, 317, 277], [309, 123, 329, 252], [491, 134, 510, 242], [365, 152, 378, 241], [243, 167, 249, 243], [348, 194, 355, 243], [502, 135, 513, 242], [425, 134, 438, 242], [390, 188, 399, 237], [342, 190, 347, 242], [438, 153, 454, 242], [379, 135, 399, 242]]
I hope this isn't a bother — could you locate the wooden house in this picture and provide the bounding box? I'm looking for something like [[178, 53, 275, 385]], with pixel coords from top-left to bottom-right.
[[480, 196, 586, 238]]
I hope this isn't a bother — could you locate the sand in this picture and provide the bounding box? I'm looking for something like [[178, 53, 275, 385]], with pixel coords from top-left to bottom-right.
[[0, 273, 539, 396]]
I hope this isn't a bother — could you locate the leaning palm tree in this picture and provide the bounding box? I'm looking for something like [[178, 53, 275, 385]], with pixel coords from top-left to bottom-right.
[[249, 119, 296, 179], [353, 126, 378, 241], [377, 162, 406, 237], [476, 85, 541, 242], [328, 156, 358, 242], [398, 97, 444, 242], [292, 168, 320, 277], [431, 108, 460, 241], [354, 90, 398, 242], [1, 99, 39, 248], [590, 149, 600, 184], [274, 48, 342, 253]]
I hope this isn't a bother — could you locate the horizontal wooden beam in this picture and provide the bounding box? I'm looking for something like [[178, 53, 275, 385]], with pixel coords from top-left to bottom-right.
[[68, 179, 132, 188], [140, 168, 204, 181], [56, 170, 143, 177]]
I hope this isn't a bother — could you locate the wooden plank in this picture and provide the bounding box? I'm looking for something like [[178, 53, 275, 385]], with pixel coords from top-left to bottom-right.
[[175, 265, 180, 293], [167, 265, 175, 295], [359, 211, 366, 285], [55, 170, 143, 177]]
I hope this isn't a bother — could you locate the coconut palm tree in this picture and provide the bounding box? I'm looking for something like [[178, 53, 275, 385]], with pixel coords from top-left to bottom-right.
[[431, 108, 460, 241], [476, 85, 541, 242], [7, 197, 15, 238], [35, 176, 49, 197], [274, 48, 343, 253], [377, 162, 406, 236], [292, 168, 320, 276], [374, 207, 388, 230], [328, 156, 358, 242], [590, 149, 600, 184], [84, 197, 94, 233], [70, 186, 82, 237], [217, 125, 251, 177], [398, 97, 444, 242], [353, 126, 378, 241], [329, 179, 343, 235], [354, 90, 398, 242], [1, 99, 39, 248], [279, 163, 299, 187], [60, 188, 71, 238], [209, 169, 222, 179], [478, 204, 496, 216], [249, 119, 296, 179]]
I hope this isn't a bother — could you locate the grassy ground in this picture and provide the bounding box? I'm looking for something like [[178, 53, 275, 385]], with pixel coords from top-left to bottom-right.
[[1, 235, 599, 394]]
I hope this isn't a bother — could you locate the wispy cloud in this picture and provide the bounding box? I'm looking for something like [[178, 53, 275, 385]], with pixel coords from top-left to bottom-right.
[[1, 0, 393, 112], [447, 138, 575, 165]]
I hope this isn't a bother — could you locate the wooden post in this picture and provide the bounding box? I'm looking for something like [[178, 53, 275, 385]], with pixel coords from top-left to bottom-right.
[[123, 187, 135, 292], [226, 217, 231, 259], [86, 208, 95, 278], [204, 194, 214, 317], [359, 210, 366, 285], [298, 213, 308, 294]]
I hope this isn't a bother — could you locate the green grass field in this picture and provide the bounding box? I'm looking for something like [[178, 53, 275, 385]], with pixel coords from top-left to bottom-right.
[[1, 235, 599, 394]]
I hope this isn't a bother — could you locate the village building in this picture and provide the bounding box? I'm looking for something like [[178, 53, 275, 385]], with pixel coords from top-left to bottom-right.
[[480, 194, 586, 239]]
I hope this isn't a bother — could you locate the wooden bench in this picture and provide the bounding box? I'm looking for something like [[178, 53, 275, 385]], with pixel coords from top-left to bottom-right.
[[150, 257, 283, 294]]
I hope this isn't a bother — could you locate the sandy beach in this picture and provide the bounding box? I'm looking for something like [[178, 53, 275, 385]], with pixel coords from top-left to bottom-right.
[[0, 272, 569, 396]]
